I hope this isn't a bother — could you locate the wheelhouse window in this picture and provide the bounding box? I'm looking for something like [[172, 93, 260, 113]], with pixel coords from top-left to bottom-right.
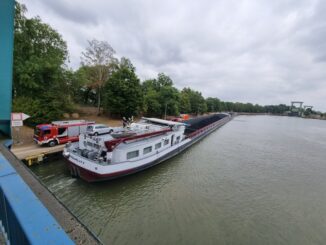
[[155, 142, 162, 149], [143, 146, 152, 154], [164, 139, 169, 145], [127, 150, 139, 159]]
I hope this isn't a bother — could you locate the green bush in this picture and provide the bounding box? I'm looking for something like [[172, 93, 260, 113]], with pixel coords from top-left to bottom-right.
[[12, 96, 73, 126]]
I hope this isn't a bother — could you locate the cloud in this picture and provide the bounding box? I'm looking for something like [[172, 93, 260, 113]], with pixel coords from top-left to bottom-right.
[[45, 0, 98, 25], [20, 0, 326, 111]]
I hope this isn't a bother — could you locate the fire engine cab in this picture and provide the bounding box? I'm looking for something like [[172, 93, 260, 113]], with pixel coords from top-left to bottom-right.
[[34, 120, 95, 147]]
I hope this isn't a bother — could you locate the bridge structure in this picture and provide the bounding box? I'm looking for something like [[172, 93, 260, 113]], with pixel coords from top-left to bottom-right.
[[0, 1, 99, 244], [0, 0, 14, 136], [289, 102, 316, 117], [290, 101, 304, 117]]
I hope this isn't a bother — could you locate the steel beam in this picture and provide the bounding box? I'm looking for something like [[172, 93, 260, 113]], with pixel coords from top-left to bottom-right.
[[290, 101, 304, 116], [0, 0, 14, 136]]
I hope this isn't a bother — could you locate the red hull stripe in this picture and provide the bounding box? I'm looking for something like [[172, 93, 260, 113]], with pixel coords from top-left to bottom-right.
[[66, 160, 138, 182]]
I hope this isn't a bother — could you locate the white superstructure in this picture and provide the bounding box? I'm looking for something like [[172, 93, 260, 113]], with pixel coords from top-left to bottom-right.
[[63, 117, 191, 181]]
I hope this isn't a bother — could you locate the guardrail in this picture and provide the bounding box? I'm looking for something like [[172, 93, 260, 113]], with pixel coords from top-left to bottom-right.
[[0, 141, 74, 245], [187, 116, 231, 138]]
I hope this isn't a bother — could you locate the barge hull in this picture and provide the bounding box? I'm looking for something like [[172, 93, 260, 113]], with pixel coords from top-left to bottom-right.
[[66, 115, 232, 182]]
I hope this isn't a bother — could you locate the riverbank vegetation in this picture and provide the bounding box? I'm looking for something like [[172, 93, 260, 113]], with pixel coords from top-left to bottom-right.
[[12, 3, 326, 124]]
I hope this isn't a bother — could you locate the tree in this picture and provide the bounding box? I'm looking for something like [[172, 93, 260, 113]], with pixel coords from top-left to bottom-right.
[[142, 73, 180, 117], [120, 57, 136, 72], [63, 67, 96, 105], [13, 3, 68, 97], [179, 92, 191, 113], [157, 73, 173, 87], [264, 104, 290, 114], [159, 85, 180, 117], [81, 39, 117, 114], [103, 59, 143, 117], [206, 97, 221, 112], [143, 87, 161, 116], [13, 3, 73, 124], [181, 88, 207, 114]]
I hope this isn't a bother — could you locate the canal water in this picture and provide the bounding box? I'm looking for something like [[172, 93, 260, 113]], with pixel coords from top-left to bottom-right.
[[31, 116, 326, 245]]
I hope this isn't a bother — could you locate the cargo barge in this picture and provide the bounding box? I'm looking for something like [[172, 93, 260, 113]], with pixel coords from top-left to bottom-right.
[[63, 114, 231, 182]]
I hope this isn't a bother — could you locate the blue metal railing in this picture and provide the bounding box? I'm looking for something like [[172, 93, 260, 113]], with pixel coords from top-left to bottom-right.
[[0, 151, 74, 244]]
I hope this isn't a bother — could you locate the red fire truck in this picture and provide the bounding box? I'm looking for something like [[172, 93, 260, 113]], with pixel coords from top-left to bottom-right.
[[34, 120, 95, 147]]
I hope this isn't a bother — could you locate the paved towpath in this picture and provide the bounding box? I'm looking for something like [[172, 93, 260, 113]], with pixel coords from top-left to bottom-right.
[[11, 144, 64, 160]]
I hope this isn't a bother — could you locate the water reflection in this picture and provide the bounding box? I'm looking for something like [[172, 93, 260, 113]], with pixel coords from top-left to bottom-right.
[[32, 116, 326, 245]]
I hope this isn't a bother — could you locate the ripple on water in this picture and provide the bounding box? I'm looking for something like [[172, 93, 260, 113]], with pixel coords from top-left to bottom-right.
[[32, 116, 326, 245]]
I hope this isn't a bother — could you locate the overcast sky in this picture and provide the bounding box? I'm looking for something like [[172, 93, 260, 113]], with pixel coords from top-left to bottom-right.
[[20, 0, 326, 111]]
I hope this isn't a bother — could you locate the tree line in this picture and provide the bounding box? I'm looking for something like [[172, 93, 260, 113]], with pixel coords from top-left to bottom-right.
[[13, 3, 322, 125]]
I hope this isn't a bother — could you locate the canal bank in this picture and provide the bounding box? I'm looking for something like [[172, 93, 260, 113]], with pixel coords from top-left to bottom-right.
[[30, 115, 326, 245], [0, 113, 232, 243], [0, 140, 101, 244]]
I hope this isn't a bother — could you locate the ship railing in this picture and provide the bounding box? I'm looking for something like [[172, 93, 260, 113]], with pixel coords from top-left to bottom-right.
[[104, 128, 172, 152]]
